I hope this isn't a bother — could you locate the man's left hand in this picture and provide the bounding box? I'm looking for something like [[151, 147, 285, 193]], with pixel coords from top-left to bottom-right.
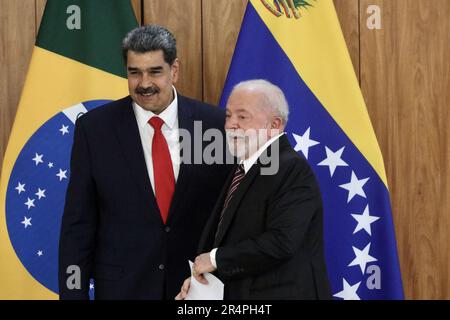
[[192, 252, 216, 284]]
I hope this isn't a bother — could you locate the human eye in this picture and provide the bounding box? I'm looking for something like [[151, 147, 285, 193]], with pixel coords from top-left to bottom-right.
[[149, 67, 163, 76]]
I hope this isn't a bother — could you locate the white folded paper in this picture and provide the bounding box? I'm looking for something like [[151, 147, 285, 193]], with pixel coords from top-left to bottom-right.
[[185, 260, 224, 300]]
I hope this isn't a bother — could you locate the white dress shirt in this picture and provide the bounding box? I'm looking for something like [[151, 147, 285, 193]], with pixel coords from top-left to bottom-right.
[[210, 132, 285, 269], [132, 87, 181, 195]]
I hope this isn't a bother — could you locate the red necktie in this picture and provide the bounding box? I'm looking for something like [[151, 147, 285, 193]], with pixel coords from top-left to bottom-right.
[[148, 117, 175, 224]]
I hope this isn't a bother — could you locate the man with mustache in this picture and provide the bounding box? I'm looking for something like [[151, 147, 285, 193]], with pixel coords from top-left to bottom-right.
[[58, 25, 231, 299], [176, 80, 331, 300]]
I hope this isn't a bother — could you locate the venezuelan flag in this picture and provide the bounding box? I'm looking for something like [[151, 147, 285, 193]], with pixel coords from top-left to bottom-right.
[[221, 0, 404, 299], [0, 0, 137, 299]]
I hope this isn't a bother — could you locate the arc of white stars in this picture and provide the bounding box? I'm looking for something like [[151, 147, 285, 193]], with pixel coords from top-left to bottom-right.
[[15, 182, 26, 194], [317, 146, 349, 177], [292, 127, 320, 159], [32, 153, 44, 166], [56, 169, 68, 181], [351, 205, 380, 236], [48, 162, 54, 168], [37, 250, 43, 257], [35, 188, 46, 200], [333, 279, 361, 300], [348, 243, 378, 274], [24, 198, 35, 210], [339, 171, 370, 203], [21, 216, 32, 228], [60, 124, 69, 135]]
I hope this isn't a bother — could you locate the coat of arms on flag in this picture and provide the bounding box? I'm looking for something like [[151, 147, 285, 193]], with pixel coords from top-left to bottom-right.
[[261, 0, 314, 19]]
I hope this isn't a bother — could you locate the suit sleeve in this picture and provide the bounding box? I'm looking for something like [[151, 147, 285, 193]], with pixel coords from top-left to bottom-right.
[[58, 118, 98, 300], [215, 160, 322, 281]]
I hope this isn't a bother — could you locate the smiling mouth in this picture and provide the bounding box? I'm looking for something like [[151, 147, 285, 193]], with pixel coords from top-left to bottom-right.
[[140, 92, 155, 97]]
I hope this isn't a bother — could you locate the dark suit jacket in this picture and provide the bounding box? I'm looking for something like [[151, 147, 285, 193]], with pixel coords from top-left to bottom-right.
[[197, 135, 331, 300], [59, 95, 231, 300]]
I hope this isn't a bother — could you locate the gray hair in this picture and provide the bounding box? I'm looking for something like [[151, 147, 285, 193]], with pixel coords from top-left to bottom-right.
[[232, 79, 289, 124], [122, 24, 177, 64]]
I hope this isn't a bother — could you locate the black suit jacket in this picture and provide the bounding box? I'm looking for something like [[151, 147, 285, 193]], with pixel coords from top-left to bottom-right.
[[198, 135, 331, 300], [59, 95, 231, 299]]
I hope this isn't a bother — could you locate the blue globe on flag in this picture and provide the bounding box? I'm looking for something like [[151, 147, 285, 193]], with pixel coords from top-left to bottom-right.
[[5, 100, 110, 296]]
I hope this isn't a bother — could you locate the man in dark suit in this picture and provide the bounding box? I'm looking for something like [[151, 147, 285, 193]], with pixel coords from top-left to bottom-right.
[[58, 25, 230, 299], [176, 80, 331, 300]]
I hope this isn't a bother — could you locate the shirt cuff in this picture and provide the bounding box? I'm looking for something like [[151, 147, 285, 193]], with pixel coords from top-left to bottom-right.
[[210, 248, 218, 269]]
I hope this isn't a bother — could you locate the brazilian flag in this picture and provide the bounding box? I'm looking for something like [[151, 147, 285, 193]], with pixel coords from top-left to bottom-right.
[[0, 0, 138, 299]]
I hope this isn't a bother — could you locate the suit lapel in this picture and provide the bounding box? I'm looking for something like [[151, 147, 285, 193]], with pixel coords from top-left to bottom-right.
[[213, 164, 260, 247], [198, 166, 236, 252], [113, 97, 159, 212], [165, 95, 194, 225]]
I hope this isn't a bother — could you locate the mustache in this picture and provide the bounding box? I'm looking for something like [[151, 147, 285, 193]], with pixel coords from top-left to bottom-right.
[[135, 86, 160, 95], [226, 130, 246, 139]]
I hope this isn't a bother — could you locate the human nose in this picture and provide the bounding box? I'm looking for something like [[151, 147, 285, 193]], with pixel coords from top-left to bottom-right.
[[140, 72, 153, 88], [225, 115, 239, 130]]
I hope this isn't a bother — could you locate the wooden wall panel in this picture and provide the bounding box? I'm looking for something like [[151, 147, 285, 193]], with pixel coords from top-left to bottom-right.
[[143, 0, 202, 101], [36, 0, 46, 34], [131, 0, 142, 24], [360, 0, 450, 299], [333, 0, 360, 81], [202, 0, 247, 105], [0, 2, 36, 175], [202, 0, 360, 106]]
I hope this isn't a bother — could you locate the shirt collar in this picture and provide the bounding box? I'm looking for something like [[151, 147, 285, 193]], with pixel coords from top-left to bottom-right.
[[133, 86, 178, 129], [241, 132, 285, 174]]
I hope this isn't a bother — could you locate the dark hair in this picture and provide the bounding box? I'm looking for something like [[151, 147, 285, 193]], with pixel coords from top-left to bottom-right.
[[122, 24, 177, 65]]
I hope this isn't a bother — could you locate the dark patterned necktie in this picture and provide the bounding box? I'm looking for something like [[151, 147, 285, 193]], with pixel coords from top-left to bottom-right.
[[215, 164, 245, 239]]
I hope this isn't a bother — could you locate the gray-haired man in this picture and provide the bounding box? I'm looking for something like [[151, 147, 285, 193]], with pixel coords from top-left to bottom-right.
[[58, 25, 231, 299], [176, 80, 331, 300]]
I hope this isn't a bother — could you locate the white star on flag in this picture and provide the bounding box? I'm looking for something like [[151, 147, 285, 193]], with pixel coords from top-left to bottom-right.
[[32, 153, 44, 166], [292, 127, 320, 159], [35, 188, 46, 200], [21, 216, 32, 228], [37, 250, 43, 257], [15, 182, 26, 194], [348, 243, 378, 274], [317, 146, 349, 177], [60, 124, 69, 135], [89, 283, 95, 290], [48, 162, 54, 168], [351, 205, 380, 236], [24, 198, 35, 210], [333, 279, 361, 300], [56, 169, 68, 181], [339, 171, 370, 203]]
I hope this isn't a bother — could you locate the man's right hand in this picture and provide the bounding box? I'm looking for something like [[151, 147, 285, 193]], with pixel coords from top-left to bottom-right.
[[175, 277, 191, 300]]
